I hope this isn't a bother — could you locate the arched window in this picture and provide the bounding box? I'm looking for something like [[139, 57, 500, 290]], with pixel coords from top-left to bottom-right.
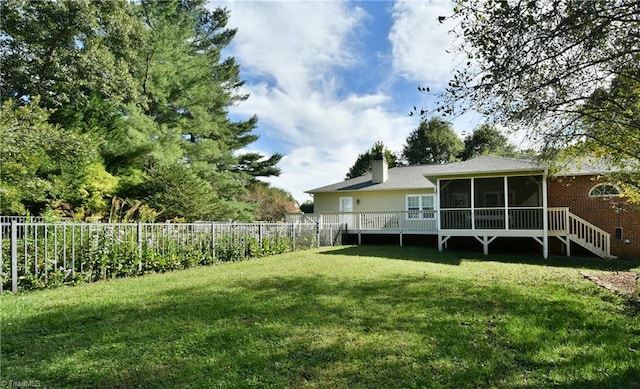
[[588, 183, 621, 198]]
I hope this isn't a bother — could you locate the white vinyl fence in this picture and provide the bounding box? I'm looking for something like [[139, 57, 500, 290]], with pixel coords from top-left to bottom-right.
[[0, 219, 344, 293]]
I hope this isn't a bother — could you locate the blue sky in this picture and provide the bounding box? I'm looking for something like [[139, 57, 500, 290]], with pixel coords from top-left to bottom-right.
[[207, 0, 486, 203]]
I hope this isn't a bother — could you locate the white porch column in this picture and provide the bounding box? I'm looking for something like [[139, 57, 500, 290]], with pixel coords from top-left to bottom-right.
[[437, 179, 442, 251], [470, 178, 475, 230], [542, 172, 549, 259], [504, 176, 509, 230]]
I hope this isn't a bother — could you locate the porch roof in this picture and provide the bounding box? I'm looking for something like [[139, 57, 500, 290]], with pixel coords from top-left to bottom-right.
[[427, 156, 544, 177], [306, 156, 546, 194]]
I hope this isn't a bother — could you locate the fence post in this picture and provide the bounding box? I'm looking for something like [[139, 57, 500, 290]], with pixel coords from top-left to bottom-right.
[[316, 221, 320, 248], [0, 221, 3, 294], [211, 222, 216, 259], [329, 224, 333, 247], [11, 219, 18, 294], [292, 224, 296, 251], [137, 222, 143, 272]]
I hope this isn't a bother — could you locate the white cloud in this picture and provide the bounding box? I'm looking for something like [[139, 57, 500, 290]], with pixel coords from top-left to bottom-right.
[[236, 84, 415, 202], [213, 0, 523, 205], [210, 0, 418, 203], [223, 1, 366, 98], [389, 0, 460, 87]]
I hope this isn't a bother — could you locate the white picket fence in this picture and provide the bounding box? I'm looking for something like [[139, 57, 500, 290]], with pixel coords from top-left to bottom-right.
[[0, 219, 345, 294]]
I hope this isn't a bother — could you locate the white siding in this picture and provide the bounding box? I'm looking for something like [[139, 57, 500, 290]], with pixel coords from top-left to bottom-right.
[[313, 189, 437, 213]]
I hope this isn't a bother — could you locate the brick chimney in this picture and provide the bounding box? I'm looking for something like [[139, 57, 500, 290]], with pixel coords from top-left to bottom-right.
[[372, 152, 388, 184]]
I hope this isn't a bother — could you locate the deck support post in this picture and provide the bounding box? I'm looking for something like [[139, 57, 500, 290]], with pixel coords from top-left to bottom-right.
[[438, 235, 451, 252], [473, 235, 497, 255], [555, 235, 570, 257]]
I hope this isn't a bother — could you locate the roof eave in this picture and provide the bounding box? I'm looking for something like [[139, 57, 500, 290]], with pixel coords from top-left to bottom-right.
[[429, 167, 546, 178]]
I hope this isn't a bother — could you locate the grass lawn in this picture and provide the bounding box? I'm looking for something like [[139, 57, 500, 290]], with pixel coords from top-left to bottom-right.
[[1, 246, 639, 388]]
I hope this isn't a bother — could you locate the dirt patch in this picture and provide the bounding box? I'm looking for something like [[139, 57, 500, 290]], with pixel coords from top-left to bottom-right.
[[582, 271, 639, 297]]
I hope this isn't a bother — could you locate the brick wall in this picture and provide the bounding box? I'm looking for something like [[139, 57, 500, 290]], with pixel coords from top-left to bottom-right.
[[548, 176, 640, 259]]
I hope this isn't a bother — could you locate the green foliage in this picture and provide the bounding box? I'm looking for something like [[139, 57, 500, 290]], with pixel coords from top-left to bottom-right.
[[0, 0, 283, 220], [242, 182, 300, 222], [0, 0, 141, 108], [1, 222, 309, 292], [141, 163, 221, 221], [0, 100, 113, 215], [580, 72, 640, 202], [459, 124, 518, 160], [422, 0, 640, 202], [215, 231, 292, 262], [299, 200, 314, 214], [402, 117, 463, 165], [346, 141, 399, 179]]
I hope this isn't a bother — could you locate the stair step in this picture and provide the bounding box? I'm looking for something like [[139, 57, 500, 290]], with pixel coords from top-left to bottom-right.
[[568, 235, 608, 258]]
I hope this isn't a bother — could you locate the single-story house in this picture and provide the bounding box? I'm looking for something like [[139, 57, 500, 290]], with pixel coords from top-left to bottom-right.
[[289, 155, 640, 260]]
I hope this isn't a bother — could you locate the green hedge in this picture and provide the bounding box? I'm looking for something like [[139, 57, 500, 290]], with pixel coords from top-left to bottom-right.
[[1, 232, 297, 292]]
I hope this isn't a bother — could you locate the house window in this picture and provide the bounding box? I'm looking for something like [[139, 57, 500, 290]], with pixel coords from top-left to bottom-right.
[[406, 195, 435, 219], [339, 197, 353, 212], [588, 183, 621, 198]]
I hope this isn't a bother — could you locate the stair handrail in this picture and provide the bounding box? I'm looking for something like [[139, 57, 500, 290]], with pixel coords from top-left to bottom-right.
[[567, 212, 610, 257]]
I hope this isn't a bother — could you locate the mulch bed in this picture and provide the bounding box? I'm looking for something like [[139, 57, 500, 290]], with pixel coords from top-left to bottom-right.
[[582, 271, 639, 297]]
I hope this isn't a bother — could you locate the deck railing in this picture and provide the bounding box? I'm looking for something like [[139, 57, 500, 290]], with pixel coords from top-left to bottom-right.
[[288, 207, 611, 257], [439, 207, 543, 230], [439, 209, 472, 230], [547, 207, 611, 257], [568, 212, 611, 257], [290, 208, 606, 236], [290, 208, 546, 232], [287, 211, 438, 233], [548, 207, 569, 232]]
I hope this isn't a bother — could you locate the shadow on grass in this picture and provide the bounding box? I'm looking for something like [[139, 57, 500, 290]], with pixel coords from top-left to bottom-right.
[[2, 270, 639, 388], [320, 245, 640, 271]]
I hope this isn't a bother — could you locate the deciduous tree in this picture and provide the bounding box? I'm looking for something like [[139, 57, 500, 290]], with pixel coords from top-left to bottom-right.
[[346, 141, 398, 179], [418, 0, 640, 201], [0, 100, 116, 216], [0, 0, 141, 109], [459, 124, 517, 160], [402, 118, 463, 165], [243, 182, 299, 222], [0, 0, 283, 219]]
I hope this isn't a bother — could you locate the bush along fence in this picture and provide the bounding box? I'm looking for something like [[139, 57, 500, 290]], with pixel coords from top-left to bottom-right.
[[0, 219, 344, 293]]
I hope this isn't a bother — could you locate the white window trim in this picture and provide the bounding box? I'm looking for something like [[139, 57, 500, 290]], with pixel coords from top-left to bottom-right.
[[406, 194, 436, 220], [339, 197, 353, 212], [588, 183, 621, 198]]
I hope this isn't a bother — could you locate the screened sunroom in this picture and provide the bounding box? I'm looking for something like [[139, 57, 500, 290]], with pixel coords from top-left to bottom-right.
[[438, 175, 544, 231]]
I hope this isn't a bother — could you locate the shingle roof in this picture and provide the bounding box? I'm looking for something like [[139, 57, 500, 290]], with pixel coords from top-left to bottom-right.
[[553, 157, 620, 176], [306, 156, 546, 194], [306, 164, 439, 193], [429, 156, 543, 176], [306, 155, 632, 194]]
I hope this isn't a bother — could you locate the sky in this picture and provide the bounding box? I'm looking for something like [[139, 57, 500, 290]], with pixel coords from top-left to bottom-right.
[[207, 0, 486, 204]]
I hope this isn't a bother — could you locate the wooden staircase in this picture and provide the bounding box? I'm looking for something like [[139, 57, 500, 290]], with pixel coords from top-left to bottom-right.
[[548, 207, 613, 259]]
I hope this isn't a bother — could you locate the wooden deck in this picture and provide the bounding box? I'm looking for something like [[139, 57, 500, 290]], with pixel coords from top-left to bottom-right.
[[286, 207, 612, 258]]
